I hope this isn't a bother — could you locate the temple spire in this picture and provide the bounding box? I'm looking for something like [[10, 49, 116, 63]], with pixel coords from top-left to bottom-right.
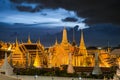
[[79, 29, 85, 49], [72, 28, 76, 46], [15, 37, 19, 47], [73, 28, 75, 42], [37, 38, 41, 44], [33, 50, 41, 68], [107, 41, 110, 53], [61, 27, 68, 44], [55, 38, 58, 45], [21, 40, 23, 44], [79, 29, 87, 55], [0, 52, 13, 75], [27, 35, 32, 44]]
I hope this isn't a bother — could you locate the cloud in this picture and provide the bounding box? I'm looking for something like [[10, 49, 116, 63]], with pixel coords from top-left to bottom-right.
[[62, 17, 78, 22], [16, 2, 43, 12], [2, 0, 120, 28], [0, 0, 88, 29], [12, 0, 120, 25], [0, 1, 86, 28]]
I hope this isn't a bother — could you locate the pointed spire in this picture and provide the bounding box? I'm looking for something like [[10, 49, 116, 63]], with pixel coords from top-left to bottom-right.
[[37, 38, 41, 44], [4, 52, 8, 66], [55, 38, 58, 45], [33, 50, 41, 68], [61, 27, 68, 44], [72, 28, 76, 46], [79, 29, 85, 49], [79, 29, 87, 55], [73, 28, 75, 42], [27, 34, 32, 44], [107, 41, 110, 53], [15, 37, 19, 47], [21, 40, 23, 44], [1, 52, 13, 75]]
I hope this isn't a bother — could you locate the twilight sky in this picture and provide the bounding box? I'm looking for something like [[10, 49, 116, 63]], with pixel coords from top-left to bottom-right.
[[0, 0, 120, 47]]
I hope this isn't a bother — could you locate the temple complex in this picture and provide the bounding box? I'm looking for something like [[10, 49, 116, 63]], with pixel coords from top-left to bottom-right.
[[0, 28, 113, 68], [10, 36, 46, 68], [48, 28, 111, 68]]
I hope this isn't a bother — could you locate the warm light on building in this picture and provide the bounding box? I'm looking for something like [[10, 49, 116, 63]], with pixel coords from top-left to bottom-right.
[[0, 28, 113, 68]]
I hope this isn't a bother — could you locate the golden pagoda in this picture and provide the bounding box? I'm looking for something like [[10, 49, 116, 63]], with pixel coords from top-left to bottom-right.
[[55, 38, 58, 45], [33, 50, 41, 68], [27, 35, 32, 44], [79, 29, 88, 56], [61, 27, 68, 44], [11, 38, 25, 67], [49, 28, 71, 67], [72, 29, 93, 67], [49, 28, 94, 67]]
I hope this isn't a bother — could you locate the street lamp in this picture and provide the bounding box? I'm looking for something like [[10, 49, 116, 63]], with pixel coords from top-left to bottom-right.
[[34, 74, 38, 80], [78, 76, 82, 80], [78, 73, 82, 80], [98, 47, 102, 50]]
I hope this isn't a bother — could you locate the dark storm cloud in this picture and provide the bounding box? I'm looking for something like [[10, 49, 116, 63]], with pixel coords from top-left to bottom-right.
[[41, 0, 120, 25], [62, 17, 78, 22], [11, 0, 120, 25], [16, 5, 38, 12]]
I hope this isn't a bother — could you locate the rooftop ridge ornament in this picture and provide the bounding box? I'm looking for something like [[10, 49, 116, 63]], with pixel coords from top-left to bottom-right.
[[37, 38, 41, 44], [55, 38, 58, 45], [15, 37, 19, 47]]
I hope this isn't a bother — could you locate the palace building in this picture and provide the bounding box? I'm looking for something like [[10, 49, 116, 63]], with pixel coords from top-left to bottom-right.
[[48, 28, 94, 67], [0, 28, 111, 68], [11, 36, 47, 68]]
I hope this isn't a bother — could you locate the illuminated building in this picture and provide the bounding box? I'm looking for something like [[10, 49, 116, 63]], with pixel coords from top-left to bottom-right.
[[11, 36, 46, 68], [72, 29, 93, 67], [49, 28, 94, 67], [11, 38, 26, 67], [49, 28, 71, 67], [0, 28, 112, 68]]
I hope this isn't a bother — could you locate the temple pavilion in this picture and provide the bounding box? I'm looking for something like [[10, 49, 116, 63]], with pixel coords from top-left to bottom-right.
[[0, 28, 111, 68]]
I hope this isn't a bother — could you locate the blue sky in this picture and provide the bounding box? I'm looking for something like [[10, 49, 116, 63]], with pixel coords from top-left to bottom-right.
[[0, 0, 120, 47], [0, 0, 88, 29]]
